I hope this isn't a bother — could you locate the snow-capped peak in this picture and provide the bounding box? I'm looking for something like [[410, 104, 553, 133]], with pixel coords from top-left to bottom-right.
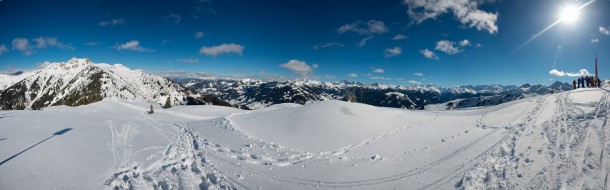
[[0, 58, 187, 110]]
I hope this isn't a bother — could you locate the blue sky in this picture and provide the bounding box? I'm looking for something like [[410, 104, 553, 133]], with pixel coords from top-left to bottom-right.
[[0, 0, 609, 87]]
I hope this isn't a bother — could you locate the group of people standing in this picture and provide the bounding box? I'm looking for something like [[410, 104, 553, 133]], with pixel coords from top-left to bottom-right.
[[572, 76, 601, 89]]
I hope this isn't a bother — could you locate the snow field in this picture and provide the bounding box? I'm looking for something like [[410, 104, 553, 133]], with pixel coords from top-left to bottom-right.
[[1, 88, 609, 189]]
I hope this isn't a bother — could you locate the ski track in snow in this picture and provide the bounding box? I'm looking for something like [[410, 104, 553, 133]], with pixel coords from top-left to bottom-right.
[[95, 89, 610, 189], [106, 123, 243, 190], [457, 89, 610, 189]]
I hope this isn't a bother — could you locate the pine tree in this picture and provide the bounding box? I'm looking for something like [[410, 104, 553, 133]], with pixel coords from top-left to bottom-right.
[[163, 97, 172, 109], [148, 104, 154, 114]]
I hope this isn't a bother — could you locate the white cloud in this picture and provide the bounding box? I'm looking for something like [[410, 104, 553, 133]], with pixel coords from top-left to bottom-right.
[[312, 42, 344, 50], [383, 47, 402, 58], [392, 34, 408, 40], [549, 69, 590, 77], [12, 38, 31, 55], [591, 38, 599, 43], [600, 26, 610, 35], [420, 48, 439, 60], [459, 39, 471, 46], [414, 72, 424, 77], [11, 37, 74, 55], [194, 31, 205, 39], [32, 37, 75, 50], [338, 20, 388, 34], [370, 76, 391, 80], [113, 40, 153, 52], [347, 73, 358, 78], [407, 80, 421, 84], [578, 69, 591, 76], [373, 68, 384, 73], [475, 43, 482, 48], [36, 61, 52, 69], [176, 58, 199, 63], [279, 59, 316, 77], [403, 0, 498, 34], [0, 44, 9, 55], [99, 18, 125, 26], [435, 40, 461, 55], [338, 20, 388, 46], [324, 74, 336, 79], [199, 43, 244, 56], [164, 14, 181, 24]]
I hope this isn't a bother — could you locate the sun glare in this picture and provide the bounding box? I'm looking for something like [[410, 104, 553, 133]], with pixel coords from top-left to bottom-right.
[[560, 5, 580, 23]]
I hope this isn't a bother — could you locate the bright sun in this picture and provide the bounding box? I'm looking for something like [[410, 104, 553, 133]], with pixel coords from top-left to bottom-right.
[[560, 5, 580, 23]]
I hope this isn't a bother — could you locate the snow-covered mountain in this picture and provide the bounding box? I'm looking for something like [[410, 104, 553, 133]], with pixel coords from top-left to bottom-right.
[[178, 78, 574, 110], [0, 58, 575, 111], [0, 58, 229, 110]]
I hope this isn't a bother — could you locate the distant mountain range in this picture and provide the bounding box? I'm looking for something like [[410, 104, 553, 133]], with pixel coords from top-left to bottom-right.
[[0, 58, 576, 110], [177, 78, 574, 110]]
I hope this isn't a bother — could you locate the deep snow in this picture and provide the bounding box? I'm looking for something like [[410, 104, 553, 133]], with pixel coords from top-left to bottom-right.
[[1, 88, 609, 189]]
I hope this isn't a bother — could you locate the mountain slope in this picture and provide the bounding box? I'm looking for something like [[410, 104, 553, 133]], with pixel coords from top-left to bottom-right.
[[0, 58, 217, 110]]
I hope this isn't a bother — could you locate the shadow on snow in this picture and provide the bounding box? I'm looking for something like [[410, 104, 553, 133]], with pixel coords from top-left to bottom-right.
[[0, 128, 73, 166]]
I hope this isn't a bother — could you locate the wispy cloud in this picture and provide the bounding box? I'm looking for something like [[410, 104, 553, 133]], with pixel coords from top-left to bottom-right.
[[194, 31, 205, 39], [199, 43, 245, 56], [155, 70, 216, 80], [600, 26, 610, 35], [435, 40, 461, 55], [161, 39, 172, 44], [373, 68, 384, 73], [113, 40, 154, 52], [12, 38, 31, 55], [407, 80, 421, 84], [338, 20, 388, 47], [392, 34, 408, 40], [176, 58, 199, 63], [99, 18, 125, 26], [370, 76, 390, 80], [312, 42, 344, 50], [403, 0, 498, 34], [414, 72, 424, 77], [163, 14, 181, 24], [347, 73, 358, 78], [0, 44, 9, 55], [420, 48, 439, 60], [383, 47, 402, 58], [591, 38, 599, 43], [84, 41, 99, 46], [279, 59, 317, 78], [549, 69, 590, 77], [11, 37, 74, 55]]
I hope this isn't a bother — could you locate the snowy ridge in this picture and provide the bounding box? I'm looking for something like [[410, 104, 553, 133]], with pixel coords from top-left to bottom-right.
[[179, 78, 574, 110], [0, 58, 187, 110]]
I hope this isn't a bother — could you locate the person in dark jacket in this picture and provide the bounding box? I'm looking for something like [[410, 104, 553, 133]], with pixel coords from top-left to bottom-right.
[[578, 77, 582, 88], [573, 80, 577, 89]]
